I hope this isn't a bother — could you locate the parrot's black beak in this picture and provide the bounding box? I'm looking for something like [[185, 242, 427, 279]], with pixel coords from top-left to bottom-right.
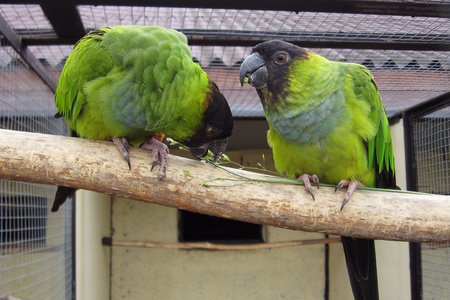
[[188, 138, 228, 161], [239, 53, 267, 89], [210, 137, 228, 161], [188, 145, 208, 159]]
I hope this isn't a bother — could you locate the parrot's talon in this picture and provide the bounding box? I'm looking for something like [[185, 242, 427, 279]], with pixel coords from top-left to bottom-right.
[[125, 154, 131, 170], [308, 187, 315, 201], [335, 180, 349, 192], [335, 180, 364, 210], [340, 198, 350, 211], [113, 137, 133, 170], [335, 182, 342, 192], [298, 174, 319, 200], [313, 175, 320, 189], [151, 160, 157, 171], [142, 136, 169, 180]]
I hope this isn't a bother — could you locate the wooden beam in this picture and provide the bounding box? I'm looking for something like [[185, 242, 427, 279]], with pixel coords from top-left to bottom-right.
[[0, 128, 448, 243]]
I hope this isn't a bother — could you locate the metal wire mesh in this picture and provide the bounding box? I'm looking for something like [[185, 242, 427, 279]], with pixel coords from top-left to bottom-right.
[[0, 38, 73, 299], [0, 2, 449, 298], [77, 5, 450, 40], [1, 4, 449, 118], [0, 4, 53, 38], [412, 105, 450, 299], [73, 5, 450, 117]]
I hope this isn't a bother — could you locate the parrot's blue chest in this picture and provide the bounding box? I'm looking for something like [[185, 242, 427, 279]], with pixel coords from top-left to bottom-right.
[[265, 89, 346, 145]]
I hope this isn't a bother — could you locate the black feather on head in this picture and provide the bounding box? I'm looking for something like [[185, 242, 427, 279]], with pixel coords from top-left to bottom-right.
[[239, 40, 309, 100], [252, 40, 309, 62], [253, 40, 309, 97], [184, 81, 233, 160]]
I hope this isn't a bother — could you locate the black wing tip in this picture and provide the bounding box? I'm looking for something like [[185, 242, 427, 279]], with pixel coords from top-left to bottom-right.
[[341, 237, 379, 300], [51, 186, 77, 212]]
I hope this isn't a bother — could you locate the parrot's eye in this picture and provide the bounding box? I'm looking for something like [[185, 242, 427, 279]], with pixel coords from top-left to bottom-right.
[[207, 126, 218, 137], [274, 52, 289, 65]]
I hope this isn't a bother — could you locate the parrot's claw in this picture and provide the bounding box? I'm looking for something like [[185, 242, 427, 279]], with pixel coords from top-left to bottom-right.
[[335, 181, 343, 192], [113, 137, 132, 170], [141, 136, 169, 180], [298, 174, 320, 200], [312, 175, 320, 188], [307, 186, 315, 201], [340, 198, 350, 211], [124, 155, 131, 170], [335, 180, 365, 210]]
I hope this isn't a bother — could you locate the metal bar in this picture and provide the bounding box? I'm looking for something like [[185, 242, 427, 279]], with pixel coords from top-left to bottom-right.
[[21, 28, 448, 42], [0, 14, 57, 92], [402, 112, 418, 194], [19, 34, 450, 51], [399, 92, 450, 198], [401, 91, 450, 119], [401, 91, 450, 300], [183, 29, 450, 50], [181, 30, 450, 42], [188, 40, 449, 52], [40, 0, 85, 39], [70, 0, 450, 18], [0, 0, 449, 17], [410, 242, 423, 300], [402, 101, 422, 300]]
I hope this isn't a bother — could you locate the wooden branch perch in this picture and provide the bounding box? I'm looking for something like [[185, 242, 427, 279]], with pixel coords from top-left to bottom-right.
[[0, 129, 448, 243]]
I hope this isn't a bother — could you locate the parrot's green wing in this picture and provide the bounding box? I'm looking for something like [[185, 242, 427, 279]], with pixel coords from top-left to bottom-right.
[[55, 27, 116, 122], [350, 64, 395, 188]]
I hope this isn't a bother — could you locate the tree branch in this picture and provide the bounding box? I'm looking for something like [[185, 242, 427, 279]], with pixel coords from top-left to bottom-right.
[[0, 129, 448, 243]]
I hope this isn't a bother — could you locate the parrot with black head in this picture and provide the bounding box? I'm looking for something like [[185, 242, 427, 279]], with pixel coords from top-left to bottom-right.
[[240, 40, 396, 300], [51, 25, 233, 212]]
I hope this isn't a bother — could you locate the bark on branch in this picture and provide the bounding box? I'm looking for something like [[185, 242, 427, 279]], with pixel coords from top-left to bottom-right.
[[0, 129, 448, 243]]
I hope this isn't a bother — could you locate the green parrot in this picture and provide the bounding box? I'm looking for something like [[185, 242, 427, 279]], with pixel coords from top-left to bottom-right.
[[239, 40, 396, 300], [51, 25, 233, 212]]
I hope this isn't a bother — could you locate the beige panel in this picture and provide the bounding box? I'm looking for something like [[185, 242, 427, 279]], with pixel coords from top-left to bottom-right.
[[111, 199, 326, 300], [76, 190, 111, 300], [377, 120, 411, 300]]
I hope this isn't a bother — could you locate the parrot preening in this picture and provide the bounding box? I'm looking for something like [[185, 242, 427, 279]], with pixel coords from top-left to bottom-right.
[[51, 25, 233, 212], [239, 40, 396, 300]]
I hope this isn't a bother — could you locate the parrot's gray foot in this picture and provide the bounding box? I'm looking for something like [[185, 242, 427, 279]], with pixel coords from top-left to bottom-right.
[[141, 136, 169, 180], [113, 137, 131, 169], [335, 180, 365, 211], [298, 174, 320, 200]]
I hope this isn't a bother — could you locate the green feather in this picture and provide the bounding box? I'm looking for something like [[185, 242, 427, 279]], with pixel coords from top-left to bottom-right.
[[55, 25, 215, 146], [254, 47, 394, 188], [242, 40, 394, 300]]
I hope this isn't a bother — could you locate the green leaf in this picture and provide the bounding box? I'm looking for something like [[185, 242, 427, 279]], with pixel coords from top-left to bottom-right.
[[183, 170, 193, 177]]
